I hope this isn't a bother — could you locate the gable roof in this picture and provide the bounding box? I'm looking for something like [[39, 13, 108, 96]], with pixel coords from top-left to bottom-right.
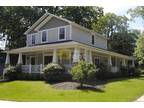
[[24, 12, 107, 39]]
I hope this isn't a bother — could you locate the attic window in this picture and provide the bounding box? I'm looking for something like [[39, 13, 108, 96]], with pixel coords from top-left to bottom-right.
[[59, 27, 66, 40], [92, 35, 95, 45]]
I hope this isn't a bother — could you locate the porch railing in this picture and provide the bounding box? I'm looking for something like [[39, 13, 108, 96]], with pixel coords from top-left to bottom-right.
[[21, 64, 43, 73]]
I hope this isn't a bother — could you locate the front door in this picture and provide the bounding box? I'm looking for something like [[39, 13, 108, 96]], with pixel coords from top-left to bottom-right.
[[44, 56, 53, 65], [30, 56, 36, 65]]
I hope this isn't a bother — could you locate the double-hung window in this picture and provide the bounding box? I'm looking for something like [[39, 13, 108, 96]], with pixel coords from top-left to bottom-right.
[[31, 34, 35, 45], [59, 27, 66, 40], [92, 35, 95, 45], [42, 31, 47, 42]]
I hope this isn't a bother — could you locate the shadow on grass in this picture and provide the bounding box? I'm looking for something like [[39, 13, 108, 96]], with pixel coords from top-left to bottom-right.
[[77, 86, 105, 93], [107, 76, 144, 83]]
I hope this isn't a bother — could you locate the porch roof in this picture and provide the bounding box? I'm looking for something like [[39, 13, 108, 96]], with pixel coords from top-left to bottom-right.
[[3, 41, 134, 60]]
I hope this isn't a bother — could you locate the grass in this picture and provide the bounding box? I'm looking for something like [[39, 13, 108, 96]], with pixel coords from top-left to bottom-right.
[[0, 77, 144, 102]]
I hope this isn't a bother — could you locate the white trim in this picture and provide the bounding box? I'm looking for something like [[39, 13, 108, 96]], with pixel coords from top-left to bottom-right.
[[24, 13, 48, 35], [70, 25, 72, 40], [35, 16, 53, 31], [6, 41, 134, 61], [41, 30, 48, 43], [58, 26, 66, 41]]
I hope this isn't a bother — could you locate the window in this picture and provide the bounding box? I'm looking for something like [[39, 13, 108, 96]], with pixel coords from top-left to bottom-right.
[[92, 35, 95, 45], [94, 57, 100, 65], [59, 27, 65, 40], [31, 34, 35, 45], [42, 31, 47, 42]]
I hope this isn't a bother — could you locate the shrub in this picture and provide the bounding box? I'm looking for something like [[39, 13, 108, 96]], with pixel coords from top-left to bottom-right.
[[71, 61, 98, 87], [43, 63, 66, 82], [95, 63, 111, 80], [4, 65, 22, 81], [120, 66, 129, 77], [19, 73, 44, 80]]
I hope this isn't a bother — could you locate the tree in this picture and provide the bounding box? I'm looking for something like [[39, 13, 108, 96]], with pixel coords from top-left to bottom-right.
[[92, 13, 129, 38], [128, 6, 144, 19], [0, 6, 41, 49], [71, 61, 98, 87], [109, 32, 136, 55], [60, 6, 103, 29], [134, 33, 144, 65]]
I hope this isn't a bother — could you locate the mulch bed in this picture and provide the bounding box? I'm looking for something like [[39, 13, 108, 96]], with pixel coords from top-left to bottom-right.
[[51, 81, 105, 92]]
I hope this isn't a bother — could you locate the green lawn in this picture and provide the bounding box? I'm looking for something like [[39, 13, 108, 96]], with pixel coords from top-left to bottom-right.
[[0, 77, 144, 102]]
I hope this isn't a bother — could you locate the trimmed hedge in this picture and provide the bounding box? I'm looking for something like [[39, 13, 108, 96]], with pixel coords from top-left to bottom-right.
[[4, 65, 21, 81], [43, 63, 68, 82]]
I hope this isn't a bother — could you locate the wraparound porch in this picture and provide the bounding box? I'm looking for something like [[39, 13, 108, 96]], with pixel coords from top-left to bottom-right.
[[4, 41, 135, 74]]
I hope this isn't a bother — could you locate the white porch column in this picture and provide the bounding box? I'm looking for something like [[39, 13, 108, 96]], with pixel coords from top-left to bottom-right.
[[132, 60, 135, 67], [89, 50, 93, 64], [73, 48, 80, 63], [17, 53, 23, 65], [108, 55, 112, 66], [5, 53, 10, 65], [52, 49, 58, 63], [122, 59, 126, 66], [84, 49, 89, 62]]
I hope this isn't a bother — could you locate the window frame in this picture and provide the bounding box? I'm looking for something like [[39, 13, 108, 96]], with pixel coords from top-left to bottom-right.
[[41, 30, 48, 43], [58, 27, 66, 41]]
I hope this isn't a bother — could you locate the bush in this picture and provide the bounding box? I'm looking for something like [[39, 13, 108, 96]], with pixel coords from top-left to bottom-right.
[[43, 63, 66, 82], [19, 73, 44, 80], [95, 63, 111, 80], [4, 65, 21, 81], [71, 61, 98, 87]]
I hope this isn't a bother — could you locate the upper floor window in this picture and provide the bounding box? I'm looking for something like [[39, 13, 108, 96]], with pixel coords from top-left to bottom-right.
[[92, 35, 95, 45], [31, 34, 35, 45], [42, 31, 47, 42], [59, 27, 66, 40]]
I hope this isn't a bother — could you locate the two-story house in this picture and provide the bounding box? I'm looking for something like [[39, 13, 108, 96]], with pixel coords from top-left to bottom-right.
[[4, 13, 135, 74]]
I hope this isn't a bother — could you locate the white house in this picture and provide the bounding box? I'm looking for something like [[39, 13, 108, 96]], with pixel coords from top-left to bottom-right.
[[4, 12, 135, 74]]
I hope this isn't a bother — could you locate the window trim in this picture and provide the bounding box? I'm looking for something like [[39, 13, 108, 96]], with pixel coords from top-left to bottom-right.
[[58, 27, 66, 41], [41, 30, 48, 43]]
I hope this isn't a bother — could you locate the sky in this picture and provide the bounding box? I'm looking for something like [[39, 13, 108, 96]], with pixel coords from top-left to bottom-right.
[[0, 5, 144, 49], [103, 6, 144, 31]]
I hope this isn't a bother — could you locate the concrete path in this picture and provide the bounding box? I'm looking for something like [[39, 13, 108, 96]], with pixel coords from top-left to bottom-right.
[[135, 95, 144, 102]]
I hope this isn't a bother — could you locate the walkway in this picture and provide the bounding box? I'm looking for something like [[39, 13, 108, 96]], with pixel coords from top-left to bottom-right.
[[135, 95, 144, 102]]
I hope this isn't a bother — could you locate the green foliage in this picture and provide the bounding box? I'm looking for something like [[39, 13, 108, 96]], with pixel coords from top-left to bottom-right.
[[19, 73, 44, 80], [71, 61, 98, 87], [128, 6, 144, 19], [43, 63, 66, 82], [92, 13, 129, 38], [60, 6, 103, 29], [134, 34, 144, 65], [120, 66, 141, 77], [4, 65, 21, 80], [109, 32, 136, 55], [95, 63, 111, 80]]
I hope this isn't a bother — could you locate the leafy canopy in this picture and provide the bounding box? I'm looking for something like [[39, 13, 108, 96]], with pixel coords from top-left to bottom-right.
[[134, 33, 144, 65]]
